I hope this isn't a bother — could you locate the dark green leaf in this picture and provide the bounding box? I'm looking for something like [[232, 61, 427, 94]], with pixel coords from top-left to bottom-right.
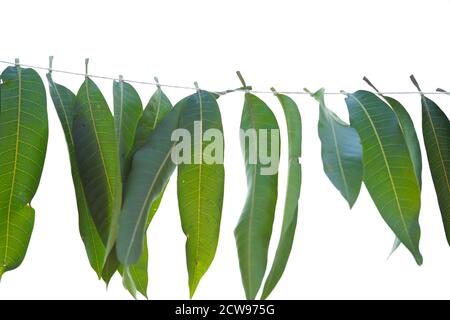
[[261, 92, 301, 300], [420, 95, 450, 245], [345, 91, 422, 265]]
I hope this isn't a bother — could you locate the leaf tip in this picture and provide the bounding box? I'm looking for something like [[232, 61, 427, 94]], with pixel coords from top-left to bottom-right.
[[0, 266, 5, 281]]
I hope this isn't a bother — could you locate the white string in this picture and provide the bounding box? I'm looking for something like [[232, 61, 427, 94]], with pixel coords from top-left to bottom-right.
[[0, 59, 447, 96]]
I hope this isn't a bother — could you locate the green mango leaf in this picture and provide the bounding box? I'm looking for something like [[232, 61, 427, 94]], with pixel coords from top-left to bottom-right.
[[421, 97, 450, 244], [411, 80, 449, 245], [345, 90, 422, 265], [113, 79, 143, 179], [313, 88, 363, 208], [363, 78, 423, 255], [0, 65, 48, 278], [261, 91, 301, 300], [117, 100, 185, 266], [72, 77, 121, 255], [47, 72, 106, 278], [235, 93, 280, 299], [177, 90, 225, 298], [133, 87, 172, 152]]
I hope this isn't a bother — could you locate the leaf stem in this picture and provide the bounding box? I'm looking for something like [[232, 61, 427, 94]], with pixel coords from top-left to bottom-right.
[[85, 58, 89, 78], [410, 74, 422, 92], [154, 76, 161, 89], [48, 56, 54, 74], [236, 70, 247, 87], [363, 76, 381, 94]]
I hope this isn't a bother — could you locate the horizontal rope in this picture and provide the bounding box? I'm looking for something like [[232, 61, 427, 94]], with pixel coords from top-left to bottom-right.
[[0, 59, 447, 96]]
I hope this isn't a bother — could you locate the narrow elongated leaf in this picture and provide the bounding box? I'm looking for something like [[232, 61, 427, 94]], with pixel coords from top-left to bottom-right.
[[72, 77, 121, 252], [0, 65, 48, 278], [47, 73, 105, 277], [314, 88, 363, 207], [345, 91, 422, 265], [177, 90, 225, 297], [235, 93, 280, 299], [117, 100, 185, 266], [113, 79, 142, 178], [261, 92, 301, 300], [415, 86, 449, 245]]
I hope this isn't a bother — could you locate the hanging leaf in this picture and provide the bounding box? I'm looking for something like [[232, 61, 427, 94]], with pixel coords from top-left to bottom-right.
[[47, 72, 106, 278], [313, 88, 363, 208], [261, 91, 301, 300], [177, 90, 225, 298], [235, 92, 280, 299], [411, 78, 449, 245], [72, 76, 121, 255], [345, 90, 422, 265], [113, 78, 143, 179], [0, 64, 48, 278], [117, 100, 185, 266], [133, 87, 173, 152], [422, 96, 450, 244], [363, 77, 423, 255]]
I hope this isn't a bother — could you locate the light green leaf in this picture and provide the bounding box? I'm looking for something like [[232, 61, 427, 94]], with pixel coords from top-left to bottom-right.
[[235, 93, 280, 299], [261, 92, 301, 300], [47, 73, 105, 278], [177, 90, 225, 298], [72, 77, 121, 255], [313, 88, 363, 208], [113, 79, 143, 179], [117, 101, 185, 266], [0, 65, 48, 278], [345, 90, 422, 265]]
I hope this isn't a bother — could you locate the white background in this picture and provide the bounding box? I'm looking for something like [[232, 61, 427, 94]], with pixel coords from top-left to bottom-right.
[[0, 0, 449, 300]]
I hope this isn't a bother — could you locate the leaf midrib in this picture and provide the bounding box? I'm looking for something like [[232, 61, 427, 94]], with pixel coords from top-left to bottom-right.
[[349, 94, 417, 252], [117, 81, 124, 155], [84, 79, 114, 210], [245, 96, 258, 297], [3, 66, 22, 265], [152, 90, 162, 130], [191, 91, 204, 290]]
